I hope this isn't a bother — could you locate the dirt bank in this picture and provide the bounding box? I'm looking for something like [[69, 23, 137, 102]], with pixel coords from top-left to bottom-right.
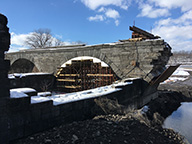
[[11, 89, 191, 144], [159, 75, 192, 98]]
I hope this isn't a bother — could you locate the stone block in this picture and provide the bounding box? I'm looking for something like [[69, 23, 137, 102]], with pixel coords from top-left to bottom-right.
[[77, 50, 84, 57], [0, 116, 9, 131], [92, 49, 100, 58], [8, 126, 24, 140], [52, 107, 60, 117], [99, 53, 106, 61], [0, 51, 4, 60], [0, 132, 9, 144], [30, 109, 41, 122], [30, 100, 53, 110], [24, 122, 42, 136], [40, 107, 53, 120], [0, 89, 9, 98], [6, 97, 30, 112]]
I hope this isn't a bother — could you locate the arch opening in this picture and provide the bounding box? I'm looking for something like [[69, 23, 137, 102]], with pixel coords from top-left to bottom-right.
[[10, 58, 39, 73], [56, 56, 119, 92]]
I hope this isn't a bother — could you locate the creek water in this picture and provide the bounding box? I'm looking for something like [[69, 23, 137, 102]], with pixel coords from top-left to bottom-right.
[[163, 102, 192, 143]]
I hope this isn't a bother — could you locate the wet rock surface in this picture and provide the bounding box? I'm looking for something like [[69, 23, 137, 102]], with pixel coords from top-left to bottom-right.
[[12, 77, 192, 144]]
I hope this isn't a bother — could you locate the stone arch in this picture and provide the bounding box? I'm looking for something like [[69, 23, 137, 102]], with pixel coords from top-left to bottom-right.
[[56, 55, 120, 92], [10, 58, 39, 73], [57, 50, 122, 78]]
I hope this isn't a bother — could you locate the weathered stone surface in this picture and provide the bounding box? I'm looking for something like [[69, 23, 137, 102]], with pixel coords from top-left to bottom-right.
[[0, 13, 10, 144], [0, 14, 10, 99], [6, 39, 172, 83], [0, 14, 10, 51]]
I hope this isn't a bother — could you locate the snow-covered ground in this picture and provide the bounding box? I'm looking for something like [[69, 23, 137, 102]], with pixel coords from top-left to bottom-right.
[[162, 65, 192, 84], [10, 81, 133, 106]]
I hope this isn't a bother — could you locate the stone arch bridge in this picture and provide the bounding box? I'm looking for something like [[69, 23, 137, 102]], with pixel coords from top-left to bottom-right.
[[5, 39, 172, 82]]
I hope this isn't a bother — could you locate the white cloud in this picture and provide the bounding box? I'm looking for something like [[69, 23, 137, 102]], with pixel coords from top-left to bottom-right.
[[153, 10, 192, 51], [55, 34, 63, 39], [115, 20, 120, 26], [11, 32, 31, 46], [98, 7, 105, 12], [138, 3, 170, 18], [9, 45, 29, 53], [9, 32, 74, 52], [81, 0, 131, 10], [9, 32, 31, 52], [88, 14, 105, 21], [81, 0, 132, 26], [148, 0, 192, 12], [105, 9, 120, 19]]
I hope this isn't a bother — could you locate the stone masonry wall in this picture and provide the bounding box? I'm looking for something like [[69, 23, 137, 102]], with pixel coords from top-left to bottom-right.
[[6, 39, 172, 83], [0, 14, 10, 144], [0, 14, 10, 98], [4, 78, 157, 144]]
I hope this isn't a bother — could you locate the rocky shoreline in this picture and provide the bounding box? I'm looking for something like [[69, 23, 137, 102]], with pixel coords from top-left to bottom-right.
[[11, 77, 192, 144]]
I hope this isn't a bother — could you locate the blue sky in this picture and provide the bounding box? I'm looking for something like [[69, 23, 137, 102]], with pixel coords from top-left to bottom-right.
[[1, 0, 192, 52]]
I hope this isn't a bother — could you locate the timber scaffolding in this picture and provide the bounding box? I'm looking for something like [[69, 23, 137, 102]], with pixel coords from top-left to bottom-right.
[[56, 59, 119, 92]]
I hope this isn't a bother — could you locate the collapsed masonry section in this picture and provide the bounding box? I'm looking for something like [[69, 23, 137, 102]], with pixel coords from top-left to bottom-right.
[[0, 14, 10, 98], [56, 59, 119, 92], [123, 40, 172, 83]]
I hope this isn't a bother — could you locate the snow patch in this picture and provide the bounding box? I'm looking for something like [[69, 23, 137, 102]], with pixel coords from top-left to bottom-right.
[[10, 88, 37, 98], [31, 81, 132, 105], [11, 88, 36, 93], [10, 89, 28, 98], [172, 68, 190, 76], [162, 65, 191, 84], [9, 73, 51, 79], [38, 92, 52, 97]]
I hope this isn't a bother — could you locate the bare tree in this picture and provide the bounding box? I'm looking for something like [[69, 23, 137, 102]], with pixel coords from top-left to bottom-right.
[[25, 28, 87, 49], [25, 28, 61, 49]]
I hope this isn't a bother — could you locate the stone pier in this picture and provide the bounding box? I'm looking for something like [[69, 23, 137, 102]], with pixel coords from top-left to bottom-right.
[[0, 13, 10, 144]]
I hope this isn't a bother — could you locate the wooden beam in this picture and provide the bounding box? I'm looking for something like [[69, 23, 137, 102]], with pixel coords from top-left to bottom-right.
[[129, 26, 157, 39]]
